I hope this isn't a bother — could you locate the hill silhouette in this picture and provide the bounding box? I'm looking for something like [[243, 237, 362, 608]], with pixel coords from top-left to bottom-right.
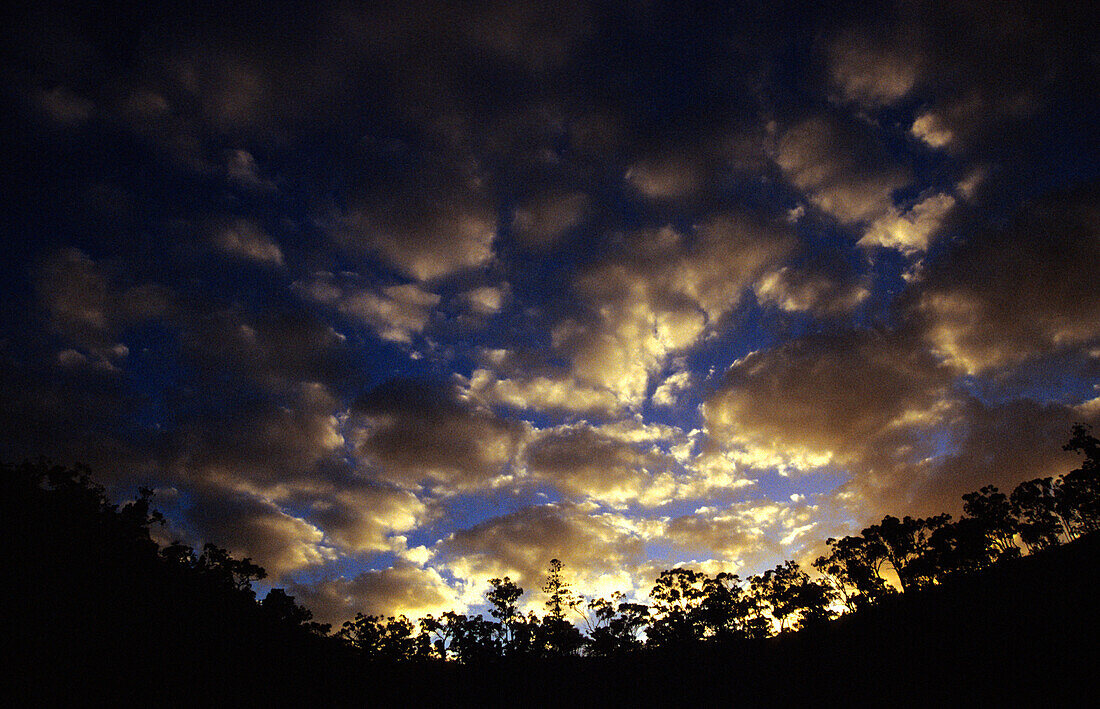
[[4, 456, 1098, 706]]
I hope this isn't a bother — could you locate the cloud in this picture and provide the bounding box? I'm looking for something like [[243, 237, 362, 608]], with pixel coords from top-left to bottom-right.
[[352, 378, 526, 491], [0, 340, 148, 479], [181, 306, 352, 389], [511, 190, 589, 249], [828, 31, 921, 107], [303, 482, 429, 555], [912, 183, 1100, 374], [120, 90, 172, 124], [299, 274, 440, 344], [703, 329, 951, 473], [214, 218, 284, 266], [36, 248, 174, 356], [435, 502, 655, 608], [651, 370, 694, 407], [185, 484, 333, 579], [664, 498, 825, 571], [776, 116, 909, 225], [467, 368, 620, 415], [753, 260, 870, 315], [334, 147, 498, 282], [521, 424, 679, 507], [910, 112, 954, 149], [288, 562, 462, 625], [341, 202, 496, 282], [167, 381, 346, 490], [775, 116, 960, 254], [557, 216, 794, 407], [902, 397, 1095, 516], [859, 192, 956, 253], [224, 149, 276, 190], [702, 318, 1100, 528], [463, 285, 506, 316], [454, 0, 592, 71], [625, 155, 704, 200], [516, 420, 754, 507], [314, 278, 438, 342], [36, 86, 94, 125]]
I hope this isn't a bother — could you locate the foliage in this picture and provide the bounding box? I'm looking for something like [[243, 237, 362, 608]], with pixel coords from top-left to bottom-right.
[[1060, 423, 1100, 535], [8, 423, 1100, 671], [581, 592, 649, 656], [339, 614, 429, 661]]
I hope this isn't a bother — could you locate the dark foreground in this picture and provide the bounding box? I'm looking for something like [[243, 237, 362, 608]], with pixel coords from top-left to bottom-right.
[[8, 530, 1098, 707]]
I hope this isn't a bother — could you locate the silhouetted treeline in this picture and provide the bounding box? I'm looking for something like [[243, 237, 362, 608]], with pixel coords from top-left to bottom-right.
[[2, 459, 338, 704], [4, 423, 1099, 704], [328, 423, 1100, 663]]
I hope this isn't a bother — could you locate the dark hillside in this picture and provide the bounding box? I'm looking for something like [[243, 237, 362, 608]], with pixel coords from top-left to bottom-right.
[[4, 460, 1097, 706], [381, 537, 1098, 706]]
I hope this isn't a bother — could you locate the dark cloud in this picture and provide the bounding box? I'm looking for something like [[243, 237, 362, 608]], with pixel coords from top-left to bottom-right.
[[288, 561, 460, 625], [910, 182, 1100, 374], [184, 484, 331, 578], [36, 248, 175, 356], [2, 0, 1096, 624], [435, 502, 653, 605], [776, 114, 909, 225], [180, 306, 353, 389], [906, 397, 1096, 516], [704, 328, 952, 472], [352, 379, 527, 491], [522, 424, 673, 506]]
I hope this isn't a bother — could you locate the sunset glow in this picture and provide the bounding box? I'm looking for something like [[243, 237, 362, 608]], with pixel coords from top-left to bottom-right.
[[1, 1, 1097, 628]]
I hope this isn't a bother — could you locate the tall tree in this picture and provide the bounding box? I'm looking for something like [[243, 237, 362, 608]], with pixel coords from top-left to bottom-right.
[[862, 514, 950, 592], [1060, 423, 1100, 535], [581, 592, 649, 656], [816, 535, 895, 609], [647, 568, 708, 647], [486, 577, 532, 655], [1010, 477, 1066, 551], [961, 485, 1020, 560], [696, 572, 752, 642], [537, 559, 583, 656]]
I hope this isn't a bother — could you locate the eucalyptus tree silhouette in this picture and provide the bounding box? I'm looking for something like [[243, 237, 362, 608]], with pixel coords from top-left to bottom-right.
[[861, 514, 951, 592], [538, 559, 584, 656], [647, 568, 709, 647], [1061, 423, 1100, 535], [814, 534, 895, 610], [339, 613, 428, 661], [1010, 477, 1066, 551], [581, 592, 649, 656]]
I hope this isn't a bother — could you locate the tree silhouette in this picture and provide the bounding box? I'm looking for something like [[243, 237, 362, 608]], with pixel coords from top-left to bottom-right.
[[486, 576, 533, 655], [695, 572, 754, 641], [339, 613, 428, 661], [581, 592, 649, 656], [537, 559, 584, 656], [862, 514, 950, 592], [1060, 423, 1100, 535], [753, 561, 834, 632], [647, 568, 708, 647], [961, 485, 1020, 561], [261, 588, 331, 635], [815, 535, 895, 609], [422, 611, 501, 663], [1010, 477, 1065, 551]]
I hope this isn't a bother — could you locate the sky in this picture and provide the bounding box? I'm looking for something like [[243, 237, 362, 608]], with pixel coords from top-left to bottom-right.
[[1, 1, 1098, 625]]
